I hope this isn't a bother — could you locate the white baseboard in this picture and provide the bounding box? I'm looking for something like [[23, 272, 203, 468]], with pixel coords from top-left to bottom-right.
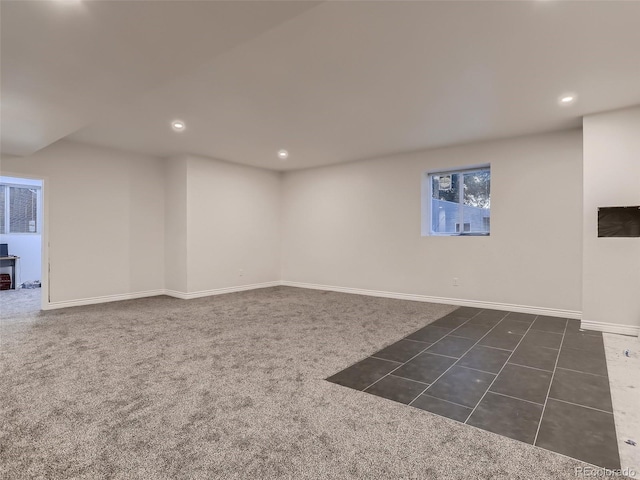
[[280, 281, 582, 320], [580, 319, 640, 337], [43, 289, 166, 310], [42, 282, 281, 309], [165, 281, 281, 300], [35, 281, 640, 337]]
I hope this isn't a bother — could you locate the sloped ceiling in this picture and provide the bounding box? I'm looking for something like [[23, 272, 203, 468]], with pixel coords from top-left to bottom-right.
[[3, 1, 640, 170]]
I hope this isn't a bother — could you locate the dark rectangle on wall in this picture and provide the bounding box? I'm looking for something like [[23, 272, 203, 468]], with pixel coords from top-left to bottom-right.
[[597, 206, 640, 237]]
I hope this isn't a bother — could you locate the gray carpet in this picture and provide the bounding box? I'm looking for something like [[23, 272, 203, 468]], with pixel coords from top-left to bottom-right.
[[0, 288, 41, 319], [0, 287, 603, 479]]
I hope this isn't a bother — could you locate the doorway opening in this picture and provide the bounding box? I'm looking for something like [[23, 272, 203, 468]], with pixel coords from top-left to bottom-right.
[[0, 175, 44, 316]]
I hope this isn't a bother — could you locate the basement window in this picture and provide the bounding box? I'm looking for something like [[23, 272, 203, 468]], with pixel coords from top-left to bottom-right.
[[0, 183, 41, 234], [422, 166, 491, 236]]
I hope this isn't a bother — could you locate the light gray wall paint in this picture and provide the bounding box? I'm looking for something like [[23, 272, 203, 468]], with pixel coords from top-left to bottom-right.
[[1, 140, 165, 302], [184, 155, 281, 293], [281, 130, 584, 312], [9, 125, 634, 325], [164, 156, 188, 293], [583, 106, 640, 328]]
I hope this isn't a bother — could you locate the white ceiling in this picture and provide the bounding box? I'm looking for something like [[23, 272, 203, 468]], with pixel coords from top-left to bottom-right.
[[0, 0, 319, 157], [3, 0, 640, 171]]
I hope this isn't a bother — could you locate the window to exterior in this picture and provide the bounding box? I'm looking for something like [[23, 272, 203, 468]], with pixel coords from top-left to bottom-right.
[[0, 183, 41, 234], [424, 166, 490, 236]]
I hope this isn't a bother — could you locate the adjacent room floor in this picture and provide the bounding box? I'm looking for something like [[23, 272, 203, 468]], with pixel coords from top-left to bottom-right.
[[1, 287, 637, 479], [0, 287, 41, 319]]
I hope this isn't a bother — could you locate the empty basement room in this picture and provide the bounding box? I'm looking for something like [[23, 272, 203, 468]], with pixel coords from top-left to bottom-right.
[[2, 1, 640, 479]]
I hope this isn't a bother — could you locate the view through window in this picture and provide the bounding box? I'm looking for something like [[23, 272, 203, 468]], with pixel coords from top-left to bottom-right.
[[427, 166, 490, 236]]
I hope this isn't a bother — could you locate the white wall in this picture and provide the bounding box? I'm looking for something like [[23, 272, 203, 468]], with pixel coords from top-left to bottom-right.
[[583, 106, 640, 330], [0, 234, 41, 285], [184, 155, 281, 293], [0, 140, 165, 304], [164, 156, 188, 293], [0, 142, 282, 306], [6, 123, 635, 329], [281, 130, 583, 314]]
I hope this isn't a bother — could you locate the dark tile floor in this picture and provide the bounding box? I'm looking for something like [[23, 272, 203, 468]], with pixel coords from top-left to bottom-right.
[[327, 307, 621, 469]]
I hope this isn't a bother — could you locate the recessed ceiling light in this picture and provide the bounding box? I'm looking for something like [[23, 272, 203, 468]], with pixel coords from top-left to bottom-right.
[[559, 94, 577, 106], [172, 120, 185, 131], [277, 149, 289, 160]]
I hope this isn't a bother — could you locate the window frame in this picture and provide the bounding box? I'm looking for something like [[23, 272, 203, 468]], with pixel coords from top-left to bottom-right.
[[423, 164, 491, 237], [0, 181, 42, 235]]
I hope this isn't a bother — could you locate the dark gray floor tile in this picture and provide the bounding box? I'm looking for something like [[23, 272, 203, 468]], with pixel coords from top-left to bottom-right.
[[477, 309, 509, 320], [468, 392, 543, 445], [519, 330, 563, 350], [454, 307, 483, 318], [457, 345, 511, 374], [426, 366, 495, 408], [448, 323, 492, 341], [557, 346, 608, 377], [431, 315, 470, 329], [478, 330, 523, 351], [550, 368, 613, 412], [564, 319, 581, 333], [426, 336, 476, 358], [492, 319, 530, 335], [466, 315, 503, 327], [562, 331, 605, 352], [565, 319, 602, 337], [509, 343, 558, 372], [504, 312, 537, 324], [373, 339, 429, 363], [531, 316, 567, 334], [393, 352, 457, 384], [364, 375, 426, 405], [327, 357, 398, 391], [536, 399, 620, 469], [411, 394, 471, 422], [490, 364, 552, 404], [406, 325, 452, 344]]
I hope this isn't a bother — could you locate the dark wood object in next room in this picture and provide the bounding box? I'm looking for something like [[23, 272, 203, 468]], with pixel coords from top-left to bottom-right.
[[0, 273, 12, 290]]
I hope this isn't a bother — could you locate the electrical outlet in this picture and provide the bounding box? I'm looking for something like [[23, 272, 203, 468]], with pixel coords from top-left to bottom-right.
[[453, 277, 459, 287], [239, 269, 244, 277]]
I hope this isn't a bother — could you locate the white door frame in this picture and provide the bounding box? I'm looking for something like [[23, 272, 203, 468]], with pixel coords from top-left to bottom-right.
[[0, 170, 50, 309]]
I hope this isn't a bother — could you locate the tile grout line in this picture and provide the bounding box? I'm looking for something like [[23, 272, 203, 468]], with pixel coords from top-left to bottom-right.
[[462, 316, 541, 424], [447, 335, 512, 351], [412, 394, 617, 473], [467, 343, 513, 352], [420, 392, 472, 410], [402, 338, 433, 344], [457, 364, 503, 376], [370, 356, 403, 364], [416, 351, 458, 360], [362, 310, 486, 393], [358, 316, 615, 470], [532, 318, 568, 446], [555, 366, 608, 378], [407, 311, 512, 407], [489, 390, 544, 407], [361, 343, 434, 392], [388, 373, 430, 386], [547, 397, 614, 415], [529, 328, 564, 336], [507, 362, 553, 374]]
